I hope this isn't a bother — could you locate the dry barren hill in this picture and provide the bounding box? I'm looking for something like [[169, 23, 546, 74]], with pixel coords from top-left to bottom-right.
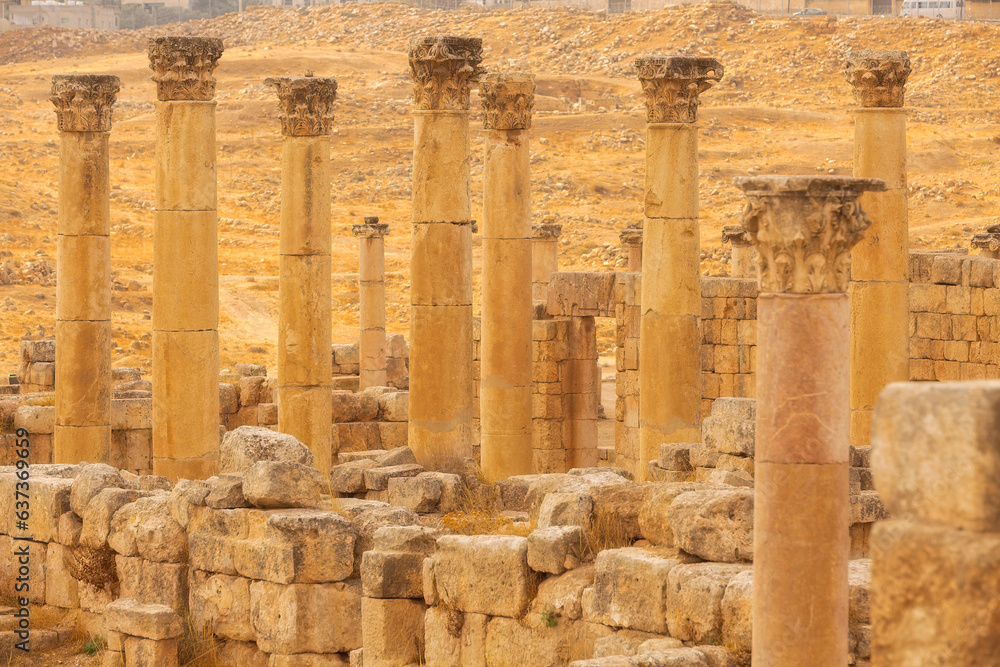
[[1, 0, 999, 374]]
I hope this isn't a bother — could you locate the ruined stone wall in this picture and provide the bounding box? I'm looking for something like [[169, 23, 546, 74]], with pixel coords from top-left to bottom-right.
[[907, 250, 1000, 381]]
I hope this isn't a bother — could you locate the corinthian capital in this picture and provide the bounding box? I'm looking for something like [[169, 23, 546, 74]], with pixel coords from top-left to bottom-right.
[[845, 50, 911, 108], [50, 74, 120, 132], [264, 76, 338, 137], [148, 36, 224, 102], [734, 175, 885, 294], [408, 35, 484, 111], [480, 72, 534, 130], [635, 55, 723, 124]]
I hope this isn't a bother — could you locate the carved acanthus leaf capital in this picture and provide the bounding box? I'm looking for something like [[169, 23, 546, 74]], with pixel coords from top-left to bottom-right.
[[264, 76, 338, 137], [50, 74, 120, 132], [845, 50, 911, 108], [721, 224, 751, 247], [352, 216, 389, 238], [148, 36, 224, 102], [619, 228, 642, 246], [533, 223, 563, 240], [635, 55, 723, 123], [408, 35, 484, 111], [480, 72, 534, 130], [971, 223, 1000, 253], [734, 175, 885, 294]]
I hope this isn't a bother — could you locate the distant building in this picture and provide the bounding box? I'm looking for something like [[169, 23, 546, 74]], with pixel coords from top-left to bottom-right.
[[4, 1, 119, 30]]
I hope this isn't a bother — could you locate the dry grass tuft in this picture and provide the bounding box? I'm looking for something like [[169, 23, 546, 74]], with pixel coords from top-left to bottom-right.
[[582, 506, 634, 556], [178, 615, 222, 667]]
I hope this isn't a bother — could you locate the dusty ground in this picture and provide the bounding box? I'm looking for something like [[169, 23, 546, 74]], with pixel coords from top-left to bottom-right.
[[1, 0, 999, 376]]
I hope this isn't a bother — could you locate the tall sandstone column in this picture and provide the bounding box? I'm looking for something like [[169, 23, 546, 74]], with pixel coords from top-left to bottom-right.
[[635, 55, 722, 480], [267, 76, 337, 475], [407, 36, 483, 471], [353, 216, 390, 390], [846, 50, 911, 447], [735, 174, 884, 667], [532, 223, 562, 301], [51, 74, 119, 464], [620, 226, 642, 272], [149, 37, 224, 481], [479, 72, 535, 481]]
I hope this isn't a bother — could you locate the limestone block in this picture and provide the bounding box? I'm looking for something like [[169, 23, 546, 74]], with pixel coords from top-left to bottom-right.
[[242, 461, 322, 509], [423, 605, 463, 666], [538, 492, 593, 529], [849, 559, 871, 625], [331, 459, 378, 494], [238, 508, 357, 584], [388, 475, 442, 512], [372, 525, 440, 554], [593, 548, 679, 633], [484, 615, 610, 667], [361, 550, 426, 599], [251, 579, 362, 654], [374, 446, 418, 467], [221, 425, 314, 474], [189, 570, 254, 641], [434, 535, 537, 617], [871, 520, 1000, 664], [116, 556, 188, 610], [527, 526, 584, 575], [80, 487, 143, 548], [720, 569, 752, 654], [377, 391, 409, 422], [701, 416, 754, 457], [361, 597, 426, 666], [351, 506, 421, 567], [665, 562, 749, 644], [18, 476, 71, 543], [123, 637, 179, 667], [589, 483, 650, 543], [377, 422, 408, 450], [528, 564, 595, 623], [363, 463, 424, 491], [871, 380, 1000, 531], [667, 489, 753, 563], [104, 598, 184, 640], [637, 483, 704, 547], [15, 404, 56, 435], [269, 654, 349, 666], [108, 495, 187, 563], [45, 542, 79, 608], [411, 111, 471, 224], [205, 474, 249, 509], [657, 444, 692, 472], [155, 100, 217, 211]]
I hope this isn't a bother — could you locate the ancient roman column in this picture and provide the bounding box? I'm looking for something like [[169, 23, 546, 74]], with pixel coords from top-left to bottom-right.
[[721, 224, 756, 279], [635, 55, 722, 480], [407, 36, 483, 471], [267, 75, 337, 475], [479, 72, 535, 481], [845, 50, 911, 448], [619, 225, 642, 272], [532, 223, 562, 301], [149, 36, 224, 481], [51, 74, 119, 464], [352, 216, 389, 390], [971, 223, 1000, 259], [735, 174, 884, 667]]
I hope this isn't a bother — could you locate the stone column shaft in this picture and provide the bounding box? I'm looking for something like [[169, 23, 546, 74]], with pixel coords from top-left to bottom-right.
[[722, 225, 756, 279], [736, 174, 884, 667], [149, 36, 223, 481], [620, 227, 642, 272], [479, 72, 535, 481], [51, 74, 119, 464], [532, 223, 562, 301], [846, 50, 911, 448], [407, 36, 483, 471], [268, 76, 338, 475], [635, 55, 722, 481], [354, 217, 389, 390]]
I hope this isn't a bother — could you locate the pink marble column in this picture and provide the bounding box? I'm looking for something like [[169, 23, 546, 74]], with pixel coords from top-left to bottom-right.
[[735, 174, 884, 667]]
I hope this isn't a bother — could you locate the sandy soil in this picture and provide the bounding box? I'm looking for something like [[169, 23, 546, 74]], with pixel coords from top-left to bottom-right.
[[0, 0, 997, 376]]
